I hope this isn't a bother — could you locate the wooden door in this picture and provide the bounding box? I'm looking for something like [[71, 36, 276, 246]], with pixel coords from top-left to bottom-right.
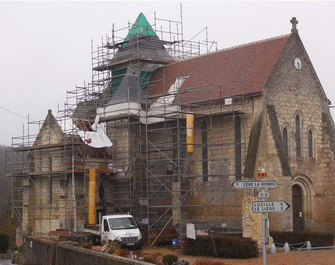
[[292, 185, 303, 231]]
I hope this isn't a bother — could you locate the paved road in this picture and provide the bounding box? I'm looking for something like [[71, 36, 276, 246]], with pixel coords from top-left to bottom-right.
[[0, 259, 12, 265]]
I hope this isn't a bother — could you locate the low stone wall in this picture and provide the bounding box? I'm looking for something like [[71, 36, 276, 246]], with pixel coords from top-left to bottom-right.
[[23, 236, 56, 265], [23, 235, 150, 265], [14, 253, 24, 265]]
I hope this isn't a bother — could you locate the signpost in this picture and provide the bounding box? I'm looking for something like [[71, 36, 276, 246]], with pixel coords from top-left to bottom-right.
[[231, 180, 277, 189], [252, 200, 291, 213], [232, 171, 291, 265]]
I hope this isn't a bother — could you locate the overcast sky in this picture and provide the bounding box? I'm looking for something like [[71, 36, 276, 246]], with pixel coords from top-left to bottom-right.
[[0, 1, 334, 146]]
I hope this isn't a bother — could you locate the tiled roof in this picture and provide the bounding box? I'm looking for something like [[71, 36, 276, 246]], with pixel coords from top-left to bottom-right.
[[149, 35, 290, 104]]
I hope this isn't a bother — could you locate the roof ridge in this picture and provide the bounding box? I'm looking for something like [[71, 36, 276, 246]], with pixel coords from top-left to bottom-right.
[[169, 33, 291, 66]]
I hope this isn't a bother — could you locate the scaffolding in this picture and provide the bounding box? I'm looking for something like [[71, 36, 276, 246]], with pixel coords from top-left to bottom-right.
[[6, 8, 247, 246]]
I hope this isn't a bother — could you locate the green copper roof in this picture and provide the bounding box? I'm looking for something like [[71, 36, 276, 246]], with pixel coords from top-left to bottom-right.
[[124, 13, 157, 43]]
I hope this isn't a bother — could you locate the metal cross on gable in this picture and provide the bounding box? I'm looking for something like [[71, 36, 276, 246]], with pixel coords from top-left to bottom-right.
[[290, 17, 298, 33]]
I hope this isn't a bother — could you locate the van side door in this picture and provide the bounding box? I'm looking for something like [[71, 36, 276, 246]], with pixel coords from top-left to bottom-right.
[[101, 218, 109, 244]]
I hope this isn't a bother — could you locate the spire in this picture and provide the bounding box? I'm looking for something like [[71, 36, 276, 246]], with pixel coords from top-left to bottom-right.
[[124, 13, 158, 42]]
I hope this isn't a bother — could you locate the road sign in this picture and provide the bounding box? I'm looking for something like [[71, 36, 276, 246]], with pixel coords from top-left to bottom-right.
[[231, 180, 277, 189], [258, 191, 270, 199], [252, 200, 291, 213]]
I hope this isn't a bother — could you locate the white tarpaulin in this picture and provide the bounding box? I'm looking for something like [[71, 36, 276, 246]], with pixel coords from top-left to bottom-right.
[[96, 76, 189, 125], [186, 223, 196, 239], [78, 124, 113, 148], [140, 76, 189, 124], [97, 102, 141, 119], [150, 76, 189, 109], [139, 105, 180, 124]]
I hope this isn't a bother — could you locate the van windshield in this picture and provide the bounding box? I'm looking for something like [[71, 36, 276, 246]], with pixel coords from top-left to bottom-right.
[[108, 217, 138, 230]]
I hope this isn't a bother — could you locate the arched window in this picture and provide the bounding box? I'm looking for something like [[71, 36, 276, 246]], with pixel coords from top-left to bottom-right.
[[283, 127, 288, 156], [295, 115, 301, 157], [202, 120, 208, 182], [235, 116, 242, 180], [308, 130, 313, 158]]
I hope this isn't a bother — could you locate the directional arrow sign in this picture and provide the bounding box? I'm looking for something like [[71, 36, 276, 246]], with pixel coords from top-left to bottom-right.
[[231, 180, 277, 189], [252, 201, 291, 213]]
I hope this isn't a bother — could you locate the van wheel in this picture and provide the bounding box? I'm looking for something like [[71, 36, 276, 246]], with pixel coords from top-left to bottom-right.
[[90, 235, 99, 246]]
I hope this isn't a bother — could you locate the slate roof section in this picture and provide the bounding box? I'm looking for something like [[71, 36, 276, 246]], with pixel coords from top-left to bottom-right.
[[106, 68, 139, 106], [149, 35, 290, 104]]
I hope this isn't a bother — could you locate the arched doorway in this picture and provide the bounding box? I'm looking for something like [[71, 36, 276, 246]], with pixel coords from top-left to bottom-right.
[[292, 185, 303, 231], [292, 174, 315, 231]]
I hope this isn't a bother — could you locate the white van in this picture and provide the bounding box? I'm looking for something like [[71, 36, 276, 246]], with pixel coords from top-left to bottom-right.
[[100, 214, 142, 248]]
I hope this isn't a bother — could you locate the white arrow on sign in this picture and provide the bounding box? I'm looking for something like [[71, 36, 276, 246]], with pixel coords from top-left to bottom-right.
[[231, 180, 277, 189], [252, 200, 291, 213]]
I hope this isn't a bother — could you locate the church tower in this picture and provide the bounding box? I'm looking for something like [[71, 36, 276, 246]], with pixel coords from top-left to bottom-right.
[[94, 13, 174, 103]]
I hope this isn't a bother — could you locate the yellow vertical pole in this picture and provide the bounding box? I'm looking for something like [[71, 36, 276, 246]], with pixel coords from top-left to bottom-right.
[[88, 168, 96, 224], [186, 114, 194, 153]]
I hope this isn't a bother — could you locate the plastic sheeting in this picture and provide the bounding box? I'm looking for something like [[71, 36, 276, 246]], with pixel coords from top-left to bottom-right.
[[141, 76, 189, 124], [78, 124, 113, 148], [139, 105, 180, 124], [56, 113, 112, 149], [150, 76, 188, 109], [123, 13, 158, 44], [96, 76, 189, 125], [97, 102, 141, 118]]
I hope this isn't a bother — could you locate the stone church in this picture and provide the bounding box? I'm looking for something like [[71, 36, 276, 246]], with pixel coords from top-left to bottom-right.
[[11, 14, 335, 242], [143, 17, 335, 233]]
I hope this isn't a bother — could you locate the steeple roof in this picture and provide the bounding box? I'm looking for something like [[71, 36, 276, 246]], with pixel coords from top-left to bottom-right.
[[124, 13, 158, 42], [106, 68, 139, 106]]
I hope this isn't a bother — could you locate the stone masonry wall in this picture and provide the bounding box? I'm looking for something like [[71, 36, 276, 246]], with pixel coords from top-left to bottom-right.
[[176, 98, 259, 230], [263, 34, 335, 232], [27, 174, 88, 235], [106, 119, 130, 172]]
